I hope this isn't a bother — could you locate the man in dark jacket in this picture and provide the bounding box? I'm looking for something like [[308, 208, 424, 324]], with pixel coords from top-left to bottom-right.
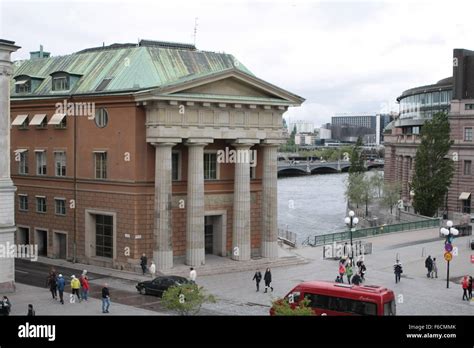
[[102, 283, 110, 313], [140, 253, 147, 275], [264, 268, 273, 293], [351, 273, 362, 285], [56, 274, 66, 304], [47, 272, 57, 300], [394, 262, 403, 283], [425, 256, 433, 278], [252, 269, 262, 292]]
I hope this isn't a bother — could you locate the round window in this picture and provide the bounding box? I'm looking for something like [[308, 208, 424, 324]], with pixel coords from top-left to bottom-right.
[[95, 108, 109, 128]]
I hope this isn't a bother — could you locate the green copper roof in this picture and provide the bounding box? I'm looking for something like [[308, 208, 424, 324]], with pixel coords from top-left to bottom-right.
[[11, 42, 253, 98]]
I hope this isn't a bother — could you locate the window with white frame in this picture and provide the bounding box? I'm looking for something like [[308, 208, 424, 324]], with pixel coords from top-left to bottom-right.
[[19, 195, 28, 211], [35, 151, 47, 175], [94, 152, 107, 179], [54, 151, 66, 177], [55, 198, 66, 216], [204, 153, 217, 180], [36, 196, 47, 213]]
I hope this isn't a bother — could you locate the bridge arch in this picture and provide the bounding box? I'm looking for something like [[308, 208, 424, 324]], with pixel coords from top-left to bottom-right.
[[310, 166, 339, 174], [277, 167, 308, 176]]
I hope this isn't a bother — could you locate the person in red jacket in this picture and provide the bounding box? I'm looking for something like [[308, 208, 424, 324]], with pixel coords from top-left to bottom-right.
[[462, 275, 469, 301], [81, 275, 90, 301]]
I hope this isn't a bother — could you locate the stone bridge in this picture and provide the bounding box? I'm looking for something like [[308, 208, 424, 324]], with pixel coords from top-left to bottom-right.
[[277, 160, 384, 175]]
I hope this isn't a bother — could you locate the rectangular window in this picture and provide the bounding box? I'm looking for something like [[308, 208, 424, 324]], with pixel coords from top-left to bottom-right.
[[94, 152, 107, 179], [462, 197, 471, 214], [204, 153, 217, 180], [19, 195, 28, 211], [172, 152, 179, 181], [18, 150, 28, 175], [412, 126, 420, 135], [54, 151, 66, 177], [250, 166, 256, 179], [36, 196, 46, 213], [464, 128, 473, 142], [96, 214, 113, 258], [35, 151, 47, 176], [52, 76, 69, 91], [464, 160, 472, 175], [465, 104, 474, 110], [432, 92, 440, 104], [55, 199, 66, 216], [15, 80, 31, 93]]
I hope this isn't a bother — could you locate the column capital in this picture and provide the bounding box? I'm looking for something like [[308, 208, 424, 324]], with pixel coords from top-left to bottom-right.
[[185, 138, 214, 147], [149, 137, 181, 146], [151, 142, 177, 147], [261, 139, 285, 146], [231, 138, 259, 146]]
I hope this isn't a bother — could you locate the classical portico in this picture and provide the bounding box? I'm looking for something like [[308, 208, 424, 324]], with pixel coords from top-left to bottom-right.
[[137, 68, 304, 270]]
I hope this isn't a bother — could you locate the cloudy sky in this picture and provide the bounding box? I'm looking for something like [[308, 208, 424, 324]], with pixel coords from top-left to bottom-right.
[[1, 0, 472, 126]]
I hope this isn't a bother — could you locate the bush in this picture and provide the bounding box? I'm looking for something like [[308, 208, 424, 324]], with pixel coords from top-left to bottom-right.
[[161, 283, 216, 316]]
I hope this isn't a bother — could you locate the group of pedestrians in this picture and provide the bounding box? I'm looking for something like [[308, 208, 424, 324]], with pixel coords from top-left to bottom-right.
[[47, 268, 89, 304], [252, 268, 273, 293], [0, 296, 35, 316], [424, 255, 438, 278], [140, 253, 157, 278], [335, 256, 365, 285], [462, 275, 473, 301]]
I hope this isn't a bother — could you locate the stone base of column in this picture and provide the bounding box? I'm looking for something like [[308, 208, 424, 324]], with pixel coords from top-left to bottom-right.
[[0, 281, 15, 293], [186, 248, 205, 266], [153, 250, 173, 271], [231, 244, 251, 261], [261, 241, 278, 259]]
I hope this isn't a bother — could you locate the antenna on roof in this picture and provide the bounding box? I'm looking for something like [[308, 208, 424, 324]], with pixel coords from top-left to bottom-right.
[[193, 17, 199, 47]]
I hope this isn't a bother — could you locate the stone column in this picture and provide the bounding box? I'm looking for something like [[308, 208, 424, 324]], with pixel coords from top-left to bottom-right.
[[185, 138, 212, 266], [152, 141, 178, 271], [232, 141, 254, 261], [261, 143, 279, 259], [0, 39, 20, 293]]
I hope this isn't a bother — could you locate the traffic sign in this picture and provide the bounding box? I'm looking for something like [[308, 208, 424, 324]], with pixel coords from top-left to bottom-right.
[[444, 252, 452, 262], [445, 243, 453, 252]]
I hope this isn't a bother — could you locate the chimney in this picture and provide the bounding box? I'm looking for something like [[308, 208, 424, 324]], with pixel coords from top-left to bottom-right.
[[30, 44, 51, 60]]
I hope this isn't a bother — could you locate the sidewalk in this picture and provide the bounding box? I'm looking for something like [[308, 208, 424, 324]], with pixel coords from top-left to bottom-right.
[[5, 283, 164, 316]]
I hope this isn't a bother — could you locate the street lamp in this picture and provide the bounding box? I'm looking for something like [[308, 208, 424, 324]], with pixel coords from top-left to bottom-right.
[[440, 220, 459, 289], [344, 210, 359, 262]]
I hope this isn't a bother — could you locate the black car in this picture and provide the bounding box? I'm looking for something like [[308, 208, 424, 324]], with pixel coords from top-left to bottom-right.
[[136, 276, 189, 297]]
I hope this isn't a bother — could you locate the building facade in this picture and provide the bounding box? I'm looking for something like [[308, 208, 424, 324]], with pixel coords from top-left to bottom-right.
[[9, 40, 304, 271], [384, 48, 474, 219], [331, 113, 392, 144]]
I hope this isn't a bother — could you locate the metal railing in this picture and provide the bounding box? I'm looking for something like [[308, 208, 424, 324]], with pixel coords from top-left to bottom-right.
[[303, 217, 441, 247], [278, 228, 298, 247]]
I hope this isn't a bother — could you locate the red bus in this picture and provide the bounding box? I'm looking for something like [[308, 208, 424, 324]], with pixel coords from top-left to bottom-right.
[[271, 281, 396, 316]]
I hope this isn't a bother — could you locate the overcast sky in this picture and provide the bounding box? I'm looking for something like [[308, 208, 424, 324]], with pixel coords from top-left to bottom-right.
[[1, 0, 472, 126]]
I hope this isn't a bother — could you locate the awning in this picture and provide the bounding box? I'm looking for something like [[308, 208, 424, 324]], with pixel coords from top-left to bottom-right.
[[48, 113, 66, 125], [29, 114, 47, 126], [459, 192, 471, 200], [11, 114, 28, 126], [14, 80, 28, 85]]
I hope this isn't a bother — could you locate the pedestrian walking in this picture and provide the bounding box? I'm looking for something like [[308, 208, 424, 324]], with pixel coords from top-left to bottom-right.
[[264, 268, 273, 293], [468, 276, 473, 300], [56, 274, 65, 304], [70, 275, 81, 302], [79, 270, 88, 300], [189, 267, 197, 284], [352, 272, 362, 285], [81, 275, 90, 301], [27, 304, 35, 316], [431, 258, 438, 278], [140, 253, 148, 275], [0, 296, 11, 316], [102, 283, 111, 313], [149, 261, 156, 279], [359, 261, 366, 281], [462, 276, 469, 301], [252, 269, 262, 291], [47, 272, 57, 300], [346, 263, 353, 284], [425, 255, 433, 278], [394, 261, 403, 283], [338, 263, 346, 283]]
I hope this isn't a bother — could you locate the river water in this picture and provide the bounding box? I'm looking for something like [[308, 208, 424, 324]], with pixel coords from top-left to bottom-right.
[[277, 173, 349, 242]]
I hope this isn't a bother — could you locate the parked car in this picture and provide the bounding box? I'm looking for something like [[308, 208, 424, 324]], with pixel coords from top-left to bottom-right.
[[136, 276, 189, 297]]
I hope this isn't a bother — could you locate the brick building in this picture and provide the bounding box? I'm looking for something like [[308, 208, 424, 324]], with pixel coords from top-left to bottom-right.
[[384, 48, 474, 220], [9, 40, 304, 271]]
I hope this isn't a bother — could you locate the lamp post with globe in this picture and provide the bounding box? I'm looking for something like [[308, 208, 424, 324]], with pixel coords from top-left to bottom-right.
[[344, 211, 359, 262], [440, 220, 459, 289]]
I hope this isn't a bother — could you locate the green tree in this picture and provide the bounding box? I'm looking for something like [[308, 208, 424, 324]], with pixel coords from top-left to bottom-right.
[[161, 283, 216, 316], [412, 112, 454, 217], [370, 172, 384, 198], [346, 173, 364, 209], [272, 297, 314, 316], [349, 136, 365, 174], [361, 175, 374, 217], [382, 181, 402, 214]]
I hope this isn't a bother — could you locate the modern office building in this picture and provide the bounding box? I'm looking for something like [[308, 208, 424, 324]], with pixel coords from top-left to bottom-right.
[[9, 40, 304, 271], [331, 113, 392, 144], [384, 48, 474, 219]]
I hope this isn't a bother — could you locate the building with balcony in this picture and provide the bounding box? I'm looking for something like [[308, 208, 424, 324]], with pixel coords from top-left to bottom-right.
[[384, 48, 474, 219], [9, 40, 304, 271]]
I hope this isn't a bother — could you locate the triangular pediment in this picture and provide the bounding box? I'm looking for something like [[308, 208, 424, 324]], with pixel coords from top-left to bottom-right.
[[135, 68, 305, 106]]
